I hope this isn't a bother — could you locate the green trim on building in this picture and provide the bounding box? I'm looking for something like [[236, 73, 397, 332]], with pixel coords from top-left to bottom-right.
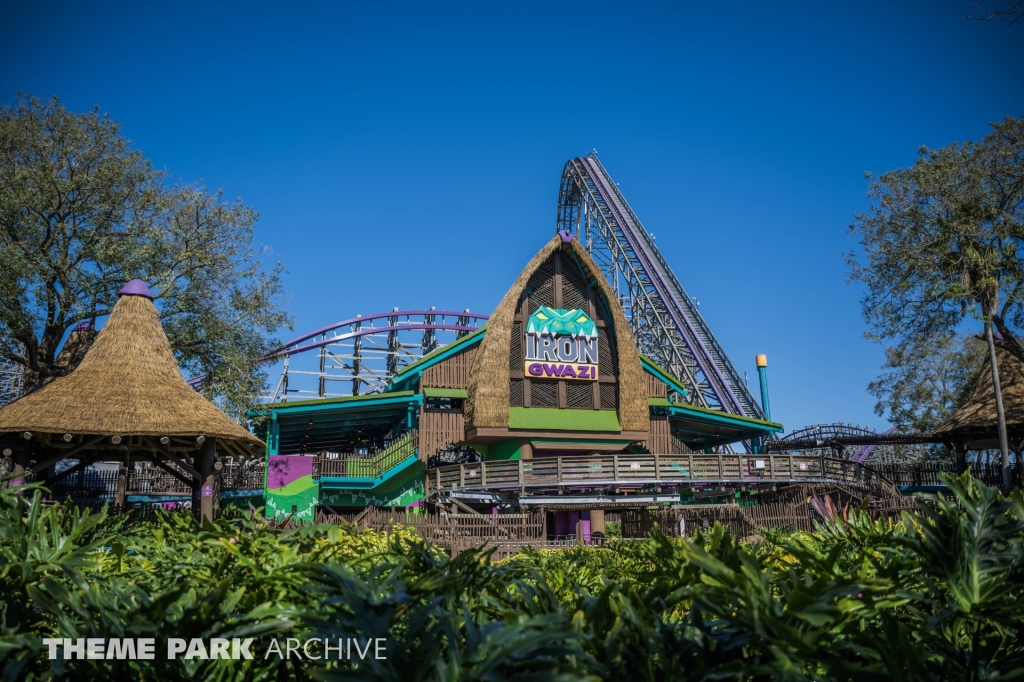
[[319, 454, 420, 490], [391, 326, 487, 383], [487, 440, 522, 460], [249, 391, 419, 419], [423, 387, 469, 398], [508, 407, 621, 432], [319, 460, 426, 507], [647, 397, 673, 407], [668, 403, 783, 431], [639, 354, 690, 398], [250, 390, 417, 414]]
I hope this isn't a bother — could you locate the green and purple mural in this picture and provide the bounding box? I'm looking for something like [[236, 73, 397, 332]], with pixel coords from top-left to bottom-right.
[[319, 461, 425, 508], [265, 455, 318, 521]]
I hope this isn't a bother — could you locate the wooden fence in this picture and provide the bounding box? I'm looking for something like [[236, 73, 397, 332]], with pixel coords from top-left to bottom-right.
[[315, 506, 545, 552], [621, 484, 920, 540]]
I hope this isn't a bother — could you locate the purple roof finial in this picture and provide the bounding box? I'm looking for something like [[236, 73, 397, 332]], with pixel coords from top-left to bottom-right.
[[558, 230, 574, 244], [118, 279, 154, 300], [72, 321, 91, 331]]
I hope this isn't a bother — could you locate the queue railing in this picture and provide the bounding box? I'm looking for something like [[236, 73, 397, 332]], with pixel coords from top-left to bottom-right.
[[425, 453, 886, 494]]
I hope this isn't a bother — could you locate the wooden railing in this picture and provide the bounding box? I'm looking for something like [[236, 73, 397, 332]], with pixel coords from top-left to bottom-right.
[[426, 453, 888, 494], [219, 463, 265, 491], [314, 431, 419, 480]]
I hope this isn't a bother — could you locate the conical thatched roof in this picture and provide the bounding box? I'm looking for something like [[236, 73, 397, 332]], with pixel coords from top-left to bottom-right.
[[0, 281, 263, 450], [934, 346, 1024, 437], [465, 234, 650, 433]]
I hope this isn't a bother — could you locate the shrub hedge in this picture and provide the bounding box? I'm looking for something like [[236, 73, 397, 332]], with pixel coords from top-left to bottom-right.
[[1, 473, 1022, 681]]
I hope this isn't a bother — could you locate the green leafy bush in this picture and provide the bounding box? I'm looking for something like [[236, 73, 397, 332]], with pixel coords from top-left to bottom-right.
[[1, 474, 1022, 681]]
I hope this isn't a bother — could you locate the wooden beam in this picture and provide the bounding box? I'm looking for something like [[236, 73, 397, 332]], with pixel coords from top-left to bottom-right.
[[138, 452, 194, 488], [450, 497, 481, 515], [141, 438, 201, 480], [41, 456, 100, 489], [25, 436, 107, 476]]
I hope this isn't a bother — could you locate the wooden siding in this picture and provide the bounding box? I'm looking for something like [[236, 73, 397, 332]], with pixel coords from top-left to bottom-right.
[[420, 407, 466, 459], [645, 411, 671, 454], [422, 347, 477, 389], [646, 372, 668, 398]]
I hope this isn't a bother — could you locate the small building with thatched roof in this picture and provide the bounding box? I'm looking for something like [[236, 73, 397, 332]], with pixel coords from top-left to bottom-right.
[[0, 280, 264, 520], [249, 233, 781, 527], [935, 346, 1024, 449]]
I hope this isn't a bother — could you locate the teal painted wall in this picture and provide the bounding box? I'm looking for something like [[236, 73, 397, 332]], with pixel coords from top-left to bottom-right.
[[319, 461, 426, 507]]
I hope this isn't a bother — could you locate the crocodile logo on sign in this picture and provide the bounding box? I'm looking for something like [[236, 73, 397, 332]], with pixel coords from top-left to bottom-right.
[[524, 307, 599, 381]]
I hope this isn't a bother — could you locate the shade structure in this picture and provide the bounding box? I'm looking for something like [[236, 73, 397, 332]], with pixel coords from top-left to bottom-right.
[[934, 347, 1024, 440], [0, 282, 263, 454]]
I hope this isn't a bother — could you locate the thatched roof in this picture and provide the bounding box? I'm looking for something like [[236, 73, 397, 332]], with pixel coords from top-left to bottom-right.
[[465, 234, 649, 433], [0, 280, 263, 450], [934, 346, 1024, 438]]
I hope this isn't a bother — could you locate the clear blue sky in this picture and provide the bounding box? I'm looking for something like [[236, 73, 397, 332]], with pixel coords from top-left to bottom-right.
[[2, 0, 1022, 433]]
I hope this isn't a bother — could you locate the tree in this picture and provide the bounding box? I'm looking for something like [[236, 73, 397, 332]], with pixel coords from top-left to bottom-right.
[[0, 95, 291, 419], [848, 115, 1024, 487], [968, 0, 1024, 25], [868, 332, 986, 433]]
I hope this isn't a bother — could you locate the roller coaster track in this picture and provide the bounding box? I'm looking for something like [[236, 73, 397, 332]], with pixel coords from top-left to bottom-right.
[[258, 309, 488, 402], [556, 154, 764, 427], [0, 355, 24, 408]]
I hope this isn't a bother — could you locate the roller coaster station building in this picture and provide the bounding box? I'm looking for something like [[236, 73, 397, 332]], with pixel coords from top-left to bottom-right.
[[3, 155, 942, 535], [251, 231, 787, 531]]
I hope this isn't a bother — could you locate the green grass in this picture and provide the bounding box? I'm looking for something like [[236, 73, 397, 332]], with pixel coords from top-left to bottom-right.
[[1, 473, 1023, 680]]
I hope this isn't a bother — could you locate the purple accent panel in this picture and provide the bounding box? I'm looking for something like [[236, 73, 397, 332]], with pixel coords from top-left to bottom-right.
[[267, 455, 314, 490], [581, 520, 591, 543], [553, 511, 573, 536], [73, 321, 91, 331], [118, 279, 154, 299], [580, 156, 745, 415], [559, 230, 574, 243]]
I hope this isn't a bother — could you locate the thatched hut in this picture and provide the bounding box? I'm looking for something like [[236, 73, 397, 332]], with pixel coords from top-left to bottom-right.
[[935, 347, 1024, 481], [0, 280, 263, 519], [935, 347, 1024, 444]]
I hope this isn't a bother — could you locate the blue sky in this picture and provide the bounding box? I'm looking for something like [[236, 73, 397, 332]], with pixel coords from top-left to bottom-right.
[[2, 0, 1022, 433]]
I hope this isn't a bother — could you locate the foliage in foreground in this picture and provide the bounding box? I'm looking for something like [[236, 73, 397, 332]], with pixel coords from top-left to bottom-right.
[[1, 474, 1023, 681]]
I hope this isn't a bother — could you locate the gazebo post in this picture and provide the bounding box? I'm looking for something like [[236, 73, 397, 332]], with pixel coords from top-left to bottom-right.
[[190, 450, 201, 518], [199, 438, 217, 522], [9, 450, 27, 491], [1012, 438, 1023, 488], [955, 442, 968, 476], [115, 459, 127, 508]]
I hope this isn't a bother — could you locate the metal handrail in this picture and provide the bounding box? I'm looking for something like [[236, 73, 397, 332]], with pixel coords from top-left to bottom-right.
[[426, 453, 886, 494], [314, 430, 419, 479]]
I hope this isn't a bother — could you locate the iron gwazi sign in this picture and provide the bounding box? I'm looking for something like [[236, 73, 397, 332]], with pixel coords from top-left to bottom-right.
[[524, 306, 599, 381]]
